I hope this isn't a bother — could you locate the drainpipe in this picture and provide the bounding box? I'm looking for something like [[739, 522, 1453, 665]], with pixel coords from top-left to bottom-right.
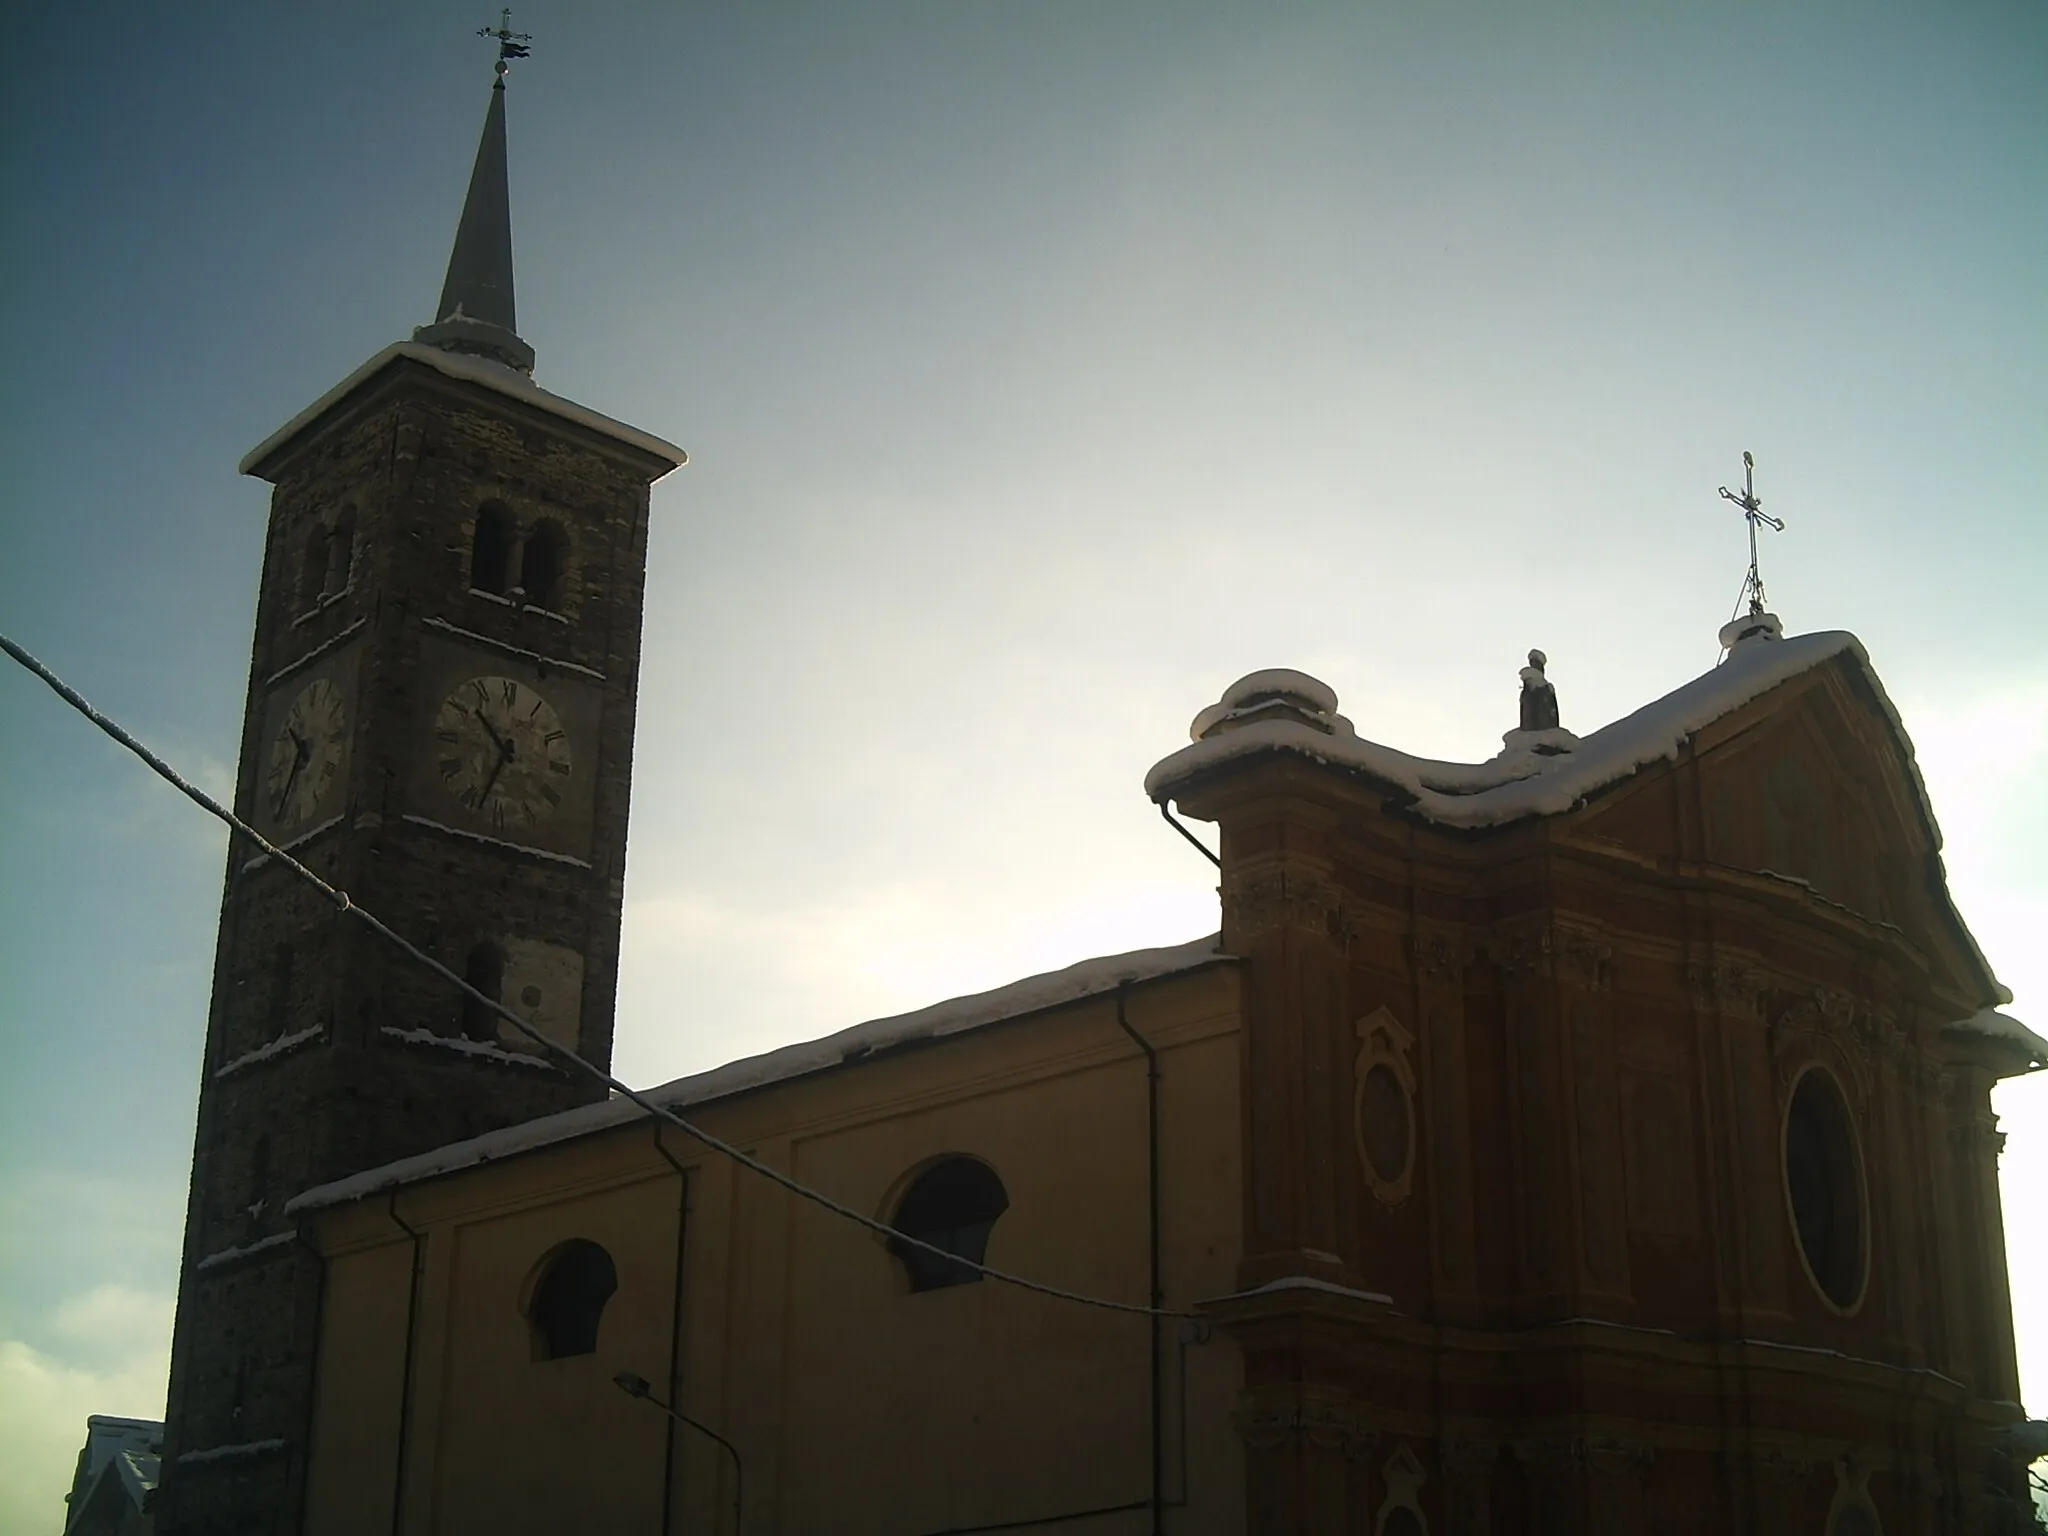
[[1158, 800, 1221, 869], [385, 1197, 426, 1536], [648, 1126, 693, 1536], [291, 1224, 329, 1535], [1114, 984, 1165, 1536]]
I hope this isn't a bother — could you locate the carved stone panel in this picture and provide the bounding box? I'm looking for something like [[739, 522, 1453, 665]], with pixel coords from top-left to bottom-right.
[[1224, 866, 1351, 950]]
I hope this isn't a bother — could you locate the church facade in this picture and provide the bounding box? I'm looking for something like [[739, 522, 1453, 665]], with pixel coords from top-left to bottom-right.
[[154, 63, 2043, 1536], [278, 641, 2043, 1536]]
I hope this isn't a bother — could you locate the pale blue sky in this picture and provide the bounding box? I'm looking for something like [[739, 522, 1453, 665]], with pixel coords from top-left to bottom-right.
[[3, 2, 2044, 1527]]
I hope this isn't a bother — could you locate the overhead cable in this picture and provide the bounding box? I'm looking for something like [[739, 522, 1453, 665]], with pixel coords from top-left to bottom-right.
[[1, 631, 1193, 1321]]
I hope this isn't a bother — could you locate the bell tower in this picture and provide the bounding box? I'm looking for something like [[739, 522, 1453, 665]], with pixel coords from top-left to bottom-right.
[[155, 55, 684, 1534]]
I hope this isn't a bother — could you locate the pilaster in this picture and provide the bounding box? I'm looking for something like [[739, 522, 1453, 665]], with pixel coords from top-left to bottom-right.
[[1412, 927, 1480, 1315], [1232, 1384, 1375, 1534], [1221, 819, 1363, 1290]]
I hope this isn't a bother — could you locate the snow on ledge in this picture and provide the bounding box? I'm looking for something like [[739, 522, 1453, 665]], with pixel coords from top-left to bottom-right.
[[399, 815, 593, 868], [1147, 632, 1876, 827], [240, 341, 685, 476], [175, 1438, 287, 1467], [263, 615, 368, 688], [214, 1024, 325, 1080], [288, 935, 1234, 1215], [1144, 631, 2012, 1008], [1946, 1008, 2047, 1065], [381, 1026, 557, 1070], [418, 617, 606, 680], [193, 1231, 297, 1273], [1201, 1275, 1396, 1307], [239, 814, 347, 875]]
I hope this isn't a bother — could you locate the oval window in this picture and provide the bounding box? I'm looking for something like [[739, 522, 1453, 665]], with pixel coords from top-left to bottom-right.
[[1783, 1067, 1866, 1310], [1360, 1063, 1412, 1188]]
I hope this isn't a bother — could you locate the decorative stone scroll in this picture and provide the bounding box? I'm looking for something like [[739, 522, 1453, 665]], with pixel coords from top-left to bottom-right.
[[1354, 1006, 1418, 1206], [1683, 955, 1766, 1020], [1231, 1386, 1377, 1459], [1769, 992, 1874, 1113], [1410, 928, 1472, 987], [1482, 919, 1614, 990], [1223, 867, 1352, 950]]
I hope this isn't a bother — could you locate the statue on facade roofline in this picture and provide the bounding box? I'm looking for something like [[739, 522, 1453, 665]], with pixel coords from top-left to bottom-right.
[[1519, 649, 1559, 733]]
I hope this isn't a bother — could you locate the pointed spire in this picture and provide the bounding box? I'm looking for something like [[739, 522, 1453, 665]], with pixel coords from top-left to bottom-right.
[[414, 70, 535, 374]]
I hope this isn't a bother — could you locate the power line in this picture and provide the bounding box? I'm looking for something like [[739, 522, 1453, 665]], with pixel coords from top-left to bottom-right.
[[1, 631, 1194, 1322]]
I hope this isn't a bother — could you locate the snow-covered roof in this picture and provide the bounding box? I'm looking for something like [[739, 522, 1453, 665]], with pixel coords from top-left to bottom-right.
[[239, 341, 687, 477], [287, 934, 1232, 1215], [1148, 629, 1890, 827], [1946, 1008, 2048, 1065], [65, 1417, 160, 1532], [1146, 627, 2010, 1007]]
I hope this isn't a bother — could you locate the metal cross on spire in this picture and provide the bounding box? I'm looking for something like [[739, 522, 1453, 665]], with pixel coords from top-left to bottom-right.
[[479, 9, 532, 81], [1718, 450, 1785, 617]]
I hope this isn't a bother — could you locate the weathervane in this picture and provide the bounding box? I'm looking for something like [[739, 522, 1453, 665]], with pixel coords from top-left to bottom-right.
[[1718, 450, 1784, 618], [480, 8, 532, 80]]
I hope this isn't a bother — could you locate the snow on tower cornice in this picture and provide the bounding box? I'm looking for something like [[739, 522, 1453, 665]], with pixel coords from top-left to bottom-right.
[[238, 341, 686, 478], [412, 77, 535, 375]]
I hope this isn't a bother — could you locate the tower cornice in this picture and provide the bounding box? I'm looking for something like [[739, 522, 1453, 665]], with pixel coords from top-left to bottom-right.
[[239, 342, 686, 483]]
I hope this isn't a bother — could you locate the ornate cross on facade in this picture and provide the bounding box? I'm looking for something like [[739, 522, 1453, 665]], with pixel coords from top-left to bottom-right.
[[1718, 450, 1785, 617], [480, 8, 533, 79]]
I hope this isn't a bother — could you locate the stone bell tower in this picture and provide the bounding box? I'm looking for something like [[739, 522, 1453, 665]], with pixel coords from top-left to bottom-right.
[[155, 50, 684, 1534]]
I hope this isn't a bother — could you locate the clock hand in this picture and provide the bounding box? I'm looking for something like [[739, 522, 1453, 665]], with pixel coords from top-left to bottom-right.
[[472, 707, 512, 760], [272, 729, 311, 819], [478, 750, 510, 804]]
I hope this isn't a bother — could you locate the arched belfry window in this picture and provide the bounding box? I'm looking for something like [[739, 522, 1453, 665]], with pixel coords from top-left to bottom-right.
[[460, 941, 506, 1038], [520, 520, 568, 610], [528, 1240, 618, 1359], [324, 508, 356, 599], [470, 504, 515, 596], [888, 1156, 1009, 1291], [299, 524, 330, 610]]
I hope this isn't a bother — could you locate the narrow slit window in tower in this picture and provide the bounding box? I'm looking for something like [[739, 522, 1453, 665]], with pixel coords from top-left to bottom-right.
[[298, 525, 330, 611], [520, 520, 568, 610], [470, 504, 515, 596], [460, 942, 507, 1038], [324, 508, 356, 599]]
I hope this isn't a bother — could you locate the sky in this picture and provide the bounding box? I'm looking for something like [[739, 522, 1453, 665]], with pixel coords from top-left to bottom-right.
[[2, 1, 2044, 1527]]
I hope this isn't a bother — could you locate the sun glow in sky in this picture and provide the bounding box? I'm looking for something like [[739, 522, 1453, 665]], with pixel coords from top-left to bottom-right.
[[2, 2, 2044, 1528]]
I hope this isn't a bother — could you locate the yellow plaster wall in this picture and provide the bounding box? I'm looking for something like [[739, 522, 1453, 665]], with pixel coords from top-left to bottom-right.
[[306, 963, 1244, 1534], [303, 1233, 412, 1535]]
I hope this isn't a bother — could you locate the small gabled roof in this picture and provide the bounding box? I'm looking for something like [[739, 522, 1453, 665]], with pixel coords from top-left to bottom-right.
[[287, 934, 1232, 1215]]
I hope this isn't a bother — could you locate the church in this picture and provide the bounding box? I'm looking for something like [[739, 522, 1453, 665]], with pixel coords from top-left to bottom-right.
[[147, 48, 2044, 1536]]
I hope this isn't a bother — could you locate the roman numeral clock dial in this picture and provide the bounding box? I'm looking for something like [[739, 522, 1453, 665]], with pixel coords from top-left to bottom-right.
[[264, 677, 348, 830], [433, 675, 573, 830]]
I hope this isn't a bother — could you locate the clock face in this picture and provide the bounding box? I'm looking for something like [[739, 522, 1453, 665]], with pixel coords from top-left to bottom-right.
[[433, 675, 574, 830], [264, 677, 348, 830]]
